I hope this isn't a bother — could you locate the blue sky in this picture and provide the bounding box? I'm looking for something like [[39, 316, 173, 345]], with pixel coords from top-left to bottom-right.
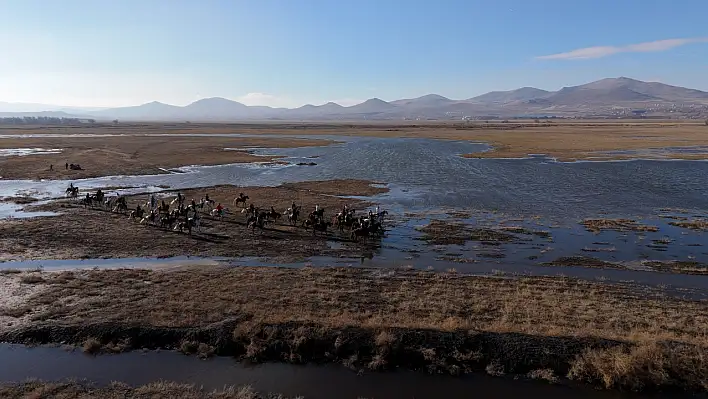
[[0, 0, 706, 107]]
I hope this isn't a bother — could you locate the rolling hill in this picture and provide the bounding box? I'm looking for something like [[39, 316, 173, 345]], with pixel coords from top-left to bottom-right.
[[57, 78, 708, 121]]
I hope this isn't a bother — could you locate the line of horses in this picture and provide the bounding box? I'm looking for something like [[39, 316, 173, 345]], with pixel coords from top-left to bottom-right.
[[65, 185, 388, 242]]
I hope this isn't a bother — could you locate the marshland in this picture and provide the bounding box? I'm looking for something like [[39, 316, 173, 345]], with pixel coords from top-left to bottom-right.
[[1, 122, 708, 397]]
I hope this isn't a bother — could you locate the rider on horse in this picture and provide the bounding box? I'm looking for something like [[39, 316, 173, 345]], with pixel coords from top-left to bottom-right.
[[216, 203, 224, 217]]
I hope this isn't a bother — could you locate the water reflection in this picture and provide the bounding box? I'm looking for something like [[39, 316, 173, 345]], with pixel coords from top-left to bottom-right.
[[0, 344, 684, 399]]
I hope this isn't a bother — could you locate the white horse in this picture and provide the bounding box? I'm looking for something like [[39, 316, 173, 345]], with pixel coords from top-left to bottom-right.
[[210, 208, 227, 221]]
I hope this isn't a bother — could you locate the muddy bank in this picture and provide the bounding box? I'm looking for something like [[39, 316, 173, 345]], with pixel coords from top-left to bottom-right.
[[0, 181, 386, 261], [0, 134, 333, 180], [0, 266, 706, 391], [544, 257, 708, 276], [0, 381, 281, 399]]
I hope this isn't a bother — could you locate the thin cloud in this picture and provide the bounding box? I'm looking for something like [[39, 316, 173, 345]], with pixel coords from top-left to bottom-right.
[[536, 37, 708, 60]]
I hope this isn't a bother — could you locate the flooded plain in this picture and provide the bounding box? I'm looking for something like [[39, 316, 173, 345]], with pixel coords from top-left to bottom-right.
[[2, 134, 708, 271]]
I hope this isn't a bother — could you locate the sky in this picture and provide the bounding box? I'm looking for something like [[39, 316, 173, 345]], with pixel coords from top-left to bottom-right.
[[0, 0, 707, 108]]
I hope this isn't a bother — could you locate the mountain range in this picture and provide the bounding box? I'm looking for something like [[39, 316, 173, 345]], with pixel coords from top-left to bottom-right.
[[2, 77, 708, 121]]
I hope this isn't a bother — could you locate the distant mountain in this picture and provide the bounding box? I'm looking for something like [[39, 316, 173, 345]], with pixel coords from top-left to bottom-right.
[[469, 87, 550, 104], [343, 98, 397, 114], [31, 77, 700, 121], [0, 101, 105, 114], [584, 77, 708, 101], [90, 101, 183, 120], [542, 85, 659, 106], [391, 94, 452, 107], [0, 111, 87, 118], [183, 97, 250, 120]]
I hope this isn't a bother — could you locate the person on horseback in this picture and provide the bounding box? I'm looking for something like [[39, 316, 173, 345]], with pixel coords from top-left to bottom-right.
[[191, 199, 196, 209], [216, 202, 224, 218], [150, 195, 157, 210], [205, 194, 210, 202]]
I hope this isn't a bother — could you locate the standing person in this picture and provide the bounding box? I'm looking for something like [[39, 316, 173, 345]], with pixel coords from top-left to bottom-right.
[[50, 164, 53, 171], [65, 162, 68, 170]]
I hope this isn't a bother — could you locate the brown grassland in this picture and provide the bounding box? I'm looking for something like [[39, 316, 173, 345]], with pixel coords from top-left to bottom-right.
[[0, 133, 333, 180], [1, 266, 707, 392], [0, 180, 385, 261]]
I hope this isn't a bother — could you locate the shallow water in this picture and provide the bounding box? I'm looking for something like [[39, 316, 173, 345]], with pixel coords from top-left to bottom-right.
[[0, 202, 58, 219], [3, 135, 708, 220], [0, 256, 226, 271], [0, 148, 62, 157], [0, 344, 688, 399]]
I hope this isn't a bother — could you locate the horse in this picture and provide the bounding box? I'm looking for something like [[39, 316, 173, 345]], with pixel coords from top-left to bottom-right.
[[286, 206, 301, 226], [112, 197, 128, 214], [246, 213, 268, 233], [233, 193, 249, 208], [351, 226, 371, 243], [190, 214, 201, 232], [210, 207, 227, 221], [312, 220, 332, 236], [267, 207, 282, 222], [202, 197, 215, 208], [140, 211, 158, 225], [65, 186, 79, 198], [160, 214, 176, 229], [129, 207, 145, 220], [174, 218, 196, 235]]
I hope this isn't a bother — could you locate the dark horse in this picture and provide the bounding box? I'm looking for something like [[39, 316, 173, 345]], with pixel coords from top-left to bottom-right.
[[65, 186, 79, 198], [233, 193, 249, 208]]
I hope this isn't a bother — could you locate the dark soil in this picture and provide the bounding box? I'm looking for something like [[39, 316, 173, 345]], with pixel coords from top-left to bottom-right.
[[0, 181, 385, 261]]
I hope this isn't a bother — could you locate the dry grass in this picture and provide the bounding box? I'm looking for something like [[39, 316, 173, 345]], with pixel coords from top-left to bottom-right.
[[3, 266, 708, 391], [669, 219, 708, 231], [644, 261, 708, 276], [416, 220, 517, 245], [83, 337, 102, 354], [581, 219, 659, 233], [544, 257, 623, 270], [7, 266, 706, 347], [0, 381, 294, 399], [568, 342, 708, 391]]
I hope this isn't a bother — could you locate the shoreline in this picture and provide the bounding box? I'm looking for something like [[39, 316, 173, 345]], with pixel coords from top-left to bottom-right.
[[0, 265, 706, 392]]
